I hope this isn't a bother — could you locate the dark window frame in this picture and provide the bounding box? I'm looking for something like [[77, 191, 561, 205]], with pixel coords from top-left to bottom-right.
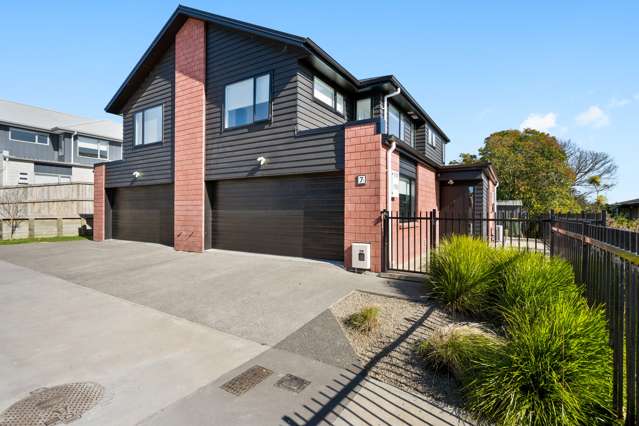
[[399, 174, 416, 220], [223, 71, 273, 130], [356, 97, 372, 121], [133, 104, 164, 148], [388, 102, 415, 147], [312, 75, 346, 118]]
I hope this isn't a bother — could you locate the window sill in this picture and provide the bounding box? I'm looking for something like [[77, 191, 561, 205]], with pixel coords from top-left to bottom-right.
[[133, 141, 163, 149], [223, 118, 271, 132]]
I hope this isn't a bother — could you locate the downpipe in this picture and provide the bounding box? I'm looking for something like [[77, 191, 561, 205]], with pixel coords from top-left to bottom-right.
[[384, 88, 401, 268]]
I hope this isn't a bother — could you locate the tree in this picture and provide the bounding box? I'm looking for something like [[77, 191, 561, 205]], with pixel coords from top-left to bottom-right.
[[448, 152, 480, 165], [479, 129, 578, 214], [561, 139, 617, 198], [0, 188, 27, 240]]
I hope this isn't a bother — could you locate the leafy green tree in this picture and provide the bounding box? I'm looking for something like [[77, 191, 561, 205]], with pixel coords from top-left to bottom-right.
[[449, 152, 480, 165], [479, 129, 578, 214]]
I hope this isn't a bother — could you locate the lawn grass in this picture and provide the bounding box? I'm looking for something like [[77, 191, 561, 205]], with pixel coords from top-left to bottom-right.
[[0, 235, 90, 245]]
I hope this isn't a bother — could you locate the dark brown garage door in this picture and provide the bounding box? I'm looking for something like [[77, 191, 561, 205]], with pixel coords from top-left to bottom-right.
[[109, 184, 173, 246], [209, 173, 343, 260]]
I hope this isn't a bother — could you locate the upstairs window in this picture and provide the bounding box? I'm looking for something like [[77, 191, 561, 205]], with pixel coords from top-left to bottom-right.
[[134, 105, 163, 145], [225, 73, 271, 129], [427, 127, 437, 147], [10, 128, 49, 145], [313, 76, 345, 115], [388, 104, 415, 147], [388, 104, 401, 139], [78, 137, 108, 159], [356, 98, 371, 120]]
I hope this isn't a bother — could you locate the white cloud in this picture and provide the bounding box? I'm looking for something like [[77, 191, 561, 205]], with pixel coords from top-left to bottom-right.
[[575, 105, 610, 128], [519, 112, 557, 132], [608, 97, 631, 108]]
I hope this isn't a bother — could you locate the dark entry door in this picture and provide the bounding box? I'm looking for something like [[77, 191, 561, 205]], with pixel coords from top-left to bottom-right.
[[209, 173, 343, 260], [109, 184, 174, 246], [439, 183, 475, 238]]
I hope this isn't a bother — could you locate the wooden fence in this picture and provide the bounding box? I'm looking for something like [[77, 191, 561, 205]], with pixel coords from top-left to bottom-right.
[[0, 182, 93, 240], [552, 217, 639, 424]]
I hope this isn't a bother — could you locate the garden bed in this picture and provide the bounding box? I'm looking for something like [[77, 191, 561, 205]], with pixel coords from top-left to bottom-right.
[[331, 290, 471, 416]]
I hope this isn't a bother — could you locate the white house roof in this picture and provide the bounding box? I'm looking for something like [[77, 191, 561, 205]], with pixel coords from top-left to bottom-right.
[[0, 99, 122, 142]]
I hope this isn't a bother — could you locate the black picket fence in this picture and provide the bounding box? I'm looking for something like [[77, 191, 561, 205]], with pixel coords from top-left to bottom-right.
[[383, 211, 638, 424]]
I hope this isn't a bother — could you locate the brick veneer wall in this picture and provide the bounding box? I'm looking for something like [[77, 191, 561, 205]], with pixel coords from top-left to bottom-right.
[[344, 121, 442, 272], [344, 122, 386, 272], [174, 18, 206, 252], [93, 164, 105, 242]]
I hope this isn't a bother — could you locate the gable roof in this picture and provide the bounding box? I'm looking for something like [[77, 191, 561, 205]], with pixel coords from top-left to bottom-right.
[[0, 99, 122, 142], [105, 5, 449, 142]]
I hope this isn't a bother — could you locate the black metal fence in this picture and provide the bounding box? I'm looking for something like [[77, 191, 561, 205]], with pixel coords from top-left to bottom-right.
[[383, 211, 555, 274], [382, 210, 638, 424], [552, 218, 639, 424]]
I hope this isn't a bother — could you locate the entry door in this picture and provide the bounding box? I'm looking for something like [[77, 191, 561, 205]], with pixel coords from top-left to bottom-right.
[[439, 183, 475, 238]]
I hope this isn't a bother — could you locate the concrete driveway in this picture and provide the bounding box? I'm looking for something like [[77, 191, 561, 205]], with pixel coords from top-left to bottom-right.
[[0, 240, 419, 345], [0, 240, 442, 425]]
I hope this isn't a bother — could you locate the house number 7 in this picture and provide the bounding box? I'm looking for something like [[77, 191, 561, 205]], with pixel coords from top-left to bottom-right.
[[356, 175, 366, 185]]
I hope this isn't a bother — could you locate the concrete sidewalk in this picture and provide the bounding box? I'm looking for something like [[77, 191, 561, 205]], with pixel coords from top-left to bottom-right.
[[0, 260, 266, 425]]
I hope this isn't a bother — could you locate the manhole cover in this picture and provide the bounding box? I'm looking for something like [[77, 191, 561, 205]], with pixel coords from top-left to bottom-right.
[[221, 365, 273, 396], [0, 382, 104, 426], [275, 374, 310, 393]]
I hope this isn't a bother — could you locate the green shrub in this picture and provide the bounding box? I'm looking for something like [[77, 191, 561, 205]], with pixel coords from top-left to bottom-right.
[[463, 294, 615, 426], [344, 306, 380, 333], [416, 323, 503, 380], [491, 252, 579, 319], [427, 236, 506, 314]]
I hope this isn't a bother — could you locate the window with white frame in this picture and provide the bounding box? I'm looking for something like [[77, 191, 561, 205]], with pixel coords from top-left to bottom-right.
[[356, 98, 371, 120], [224, 73, 271, 128], [313, 76, 345, 115], [78, 137, 108, 159], [10, 128, 49, 145], [134, 105, 163, 145]]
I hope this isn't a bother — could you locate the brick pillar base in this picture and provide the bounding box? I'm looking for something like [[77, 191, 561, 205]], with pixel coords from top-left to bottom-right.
[[174, 18, 206, 252], [93, 164, 105, 241], [344, 122, 387, 272]]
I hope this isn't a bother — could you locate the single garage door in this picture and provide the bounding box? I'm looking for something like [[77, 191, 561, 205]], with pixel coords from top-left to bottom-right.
[[210, 172, 343, 260], [109, 184, 173, 246]]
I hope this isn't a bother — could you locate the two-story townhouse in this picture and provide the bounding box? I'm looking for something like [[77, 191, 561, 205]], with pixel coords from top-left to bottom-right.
[[0, 99, 122, 186], [94, 5, 497, 272]]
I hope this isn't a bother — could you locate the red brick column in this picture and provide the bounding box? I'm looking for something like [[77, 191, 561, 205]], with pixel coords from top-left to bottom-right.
[[93, 164, 105, 242], [174, 18, 206, 252], [344, 122, 387, 272]]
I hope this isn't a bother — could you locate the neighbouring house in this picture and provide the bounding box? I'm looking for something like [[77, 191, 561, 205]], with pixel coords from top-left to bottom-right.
[[93, 5, 498, 272], [496, 200, 526, 218], [611, 198, 639, 220], [0, 99, 122, 186]]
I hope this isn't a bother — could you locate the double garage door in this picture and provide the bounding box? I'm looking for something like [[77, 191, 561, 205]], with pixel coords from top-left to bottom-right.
[[108, 173, 344, 260]]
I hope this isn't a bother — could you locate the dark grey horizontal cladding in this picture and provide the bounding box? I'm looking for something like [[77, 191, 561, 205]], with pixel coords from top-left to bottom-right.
[[399, 156, 416, 179], [297, 64, 351, 131], [34, 163, 72, 175], [438, 169, 483, 181], [416, 123, 444, 166], [205, 24, 342, 180], [106, 44, 174, 188], [0, 125, 61, 162]]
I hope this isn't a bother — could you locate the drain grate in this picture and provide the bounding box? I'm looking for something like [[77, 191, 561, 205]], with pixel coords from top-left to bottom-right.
[[275, 374, 310, 393], [221, 365, 273, 396], [0, 382, 104, 426]]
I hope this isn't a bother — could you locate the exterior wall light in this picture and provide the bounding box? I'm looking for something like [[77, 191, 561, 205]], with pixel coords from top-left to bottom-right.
[[132, 171, 143, 179], [256, 156, 269, 166]]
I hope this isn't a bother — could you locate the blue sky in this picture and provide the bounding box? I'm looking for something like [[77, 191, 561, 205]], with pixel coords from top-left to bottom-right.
[[1, 1, 637, 202]]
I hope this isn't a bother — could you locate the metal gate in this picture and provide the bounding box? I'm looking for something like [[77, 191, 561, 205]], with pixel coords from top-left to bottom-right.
[[382, 210, 436, 274]]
